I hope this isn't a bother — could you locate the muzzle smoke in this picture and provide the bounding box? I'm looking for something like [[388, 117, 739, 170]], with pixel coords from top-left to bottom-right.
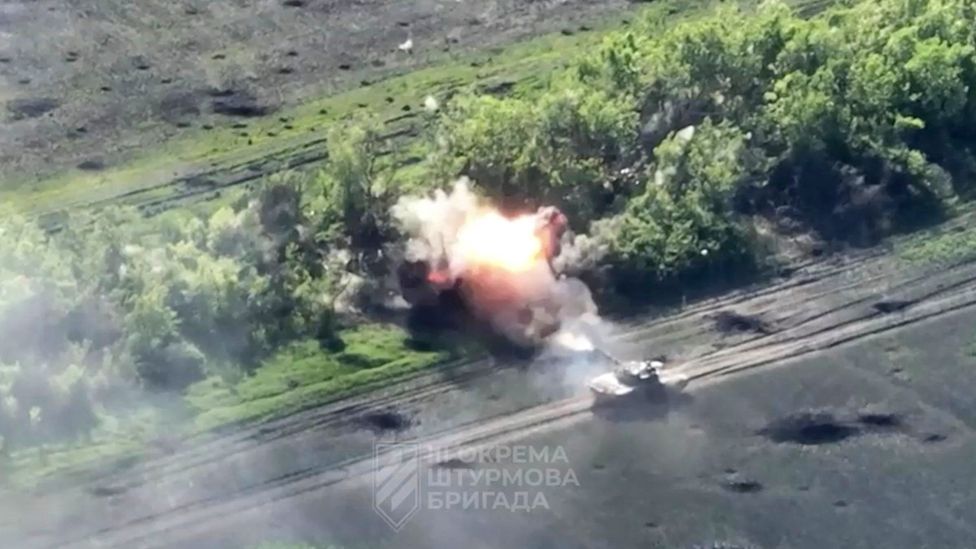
[[392, 179, 603, 349]]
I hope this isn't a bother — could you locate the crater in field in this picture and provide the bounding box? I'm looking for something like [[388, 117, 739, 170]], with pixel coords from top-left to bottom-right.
[[713, 310, 773, 335], [158, 90, 201, 123], [761, 409, 911, 445], [873, 299, 915, 314], [857, 412, 902, 429], [759, 413, 858, 445], [361, 409, 412, 432], [7, 97, 59, 120], [77, 159, 105, 171], [722, 479, 763, 494], [211, 92, 270, 117]]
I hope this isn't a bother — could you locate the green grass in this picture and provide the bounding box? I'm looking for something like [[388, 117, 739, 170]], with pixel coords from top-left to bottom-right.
[[186, 324, 449, 431], [2, 405, 170, 487], [896, 220, 976, 265], [4, 324, 452, 488]]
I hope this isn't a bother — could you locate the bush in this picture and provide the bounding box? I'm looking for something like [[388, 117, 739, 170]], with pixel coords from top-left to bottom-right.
[[312, 120, 395, 251], [601, 121, 754, 287], [434, 84, 638, 226]]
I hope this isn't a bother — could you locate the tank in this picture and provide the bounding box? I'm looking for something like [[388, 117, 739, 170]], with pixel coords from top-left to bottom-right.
[[587, 359, 689, 401]]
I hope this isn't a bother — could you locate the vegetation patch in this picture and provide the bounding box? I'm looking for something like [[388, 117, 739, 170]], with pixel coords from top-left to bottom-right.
[[187, 326, 446, 431], [897, 222, 976, 266]]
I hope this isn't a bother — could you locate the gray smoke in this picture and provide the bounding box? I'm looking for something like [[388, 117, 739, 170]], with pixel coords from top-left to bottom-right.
[[391, 178, 608, 353]]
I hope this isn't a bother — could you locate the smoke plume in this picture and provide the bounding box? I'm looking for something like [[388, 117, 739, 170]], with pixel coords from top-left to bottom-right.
[[392, 178, 605, 349]]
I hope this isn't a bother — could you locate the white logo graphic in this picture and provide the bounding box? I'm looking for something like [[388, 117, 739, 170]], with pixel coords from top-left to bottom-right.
[[372, 442, 421, 530]]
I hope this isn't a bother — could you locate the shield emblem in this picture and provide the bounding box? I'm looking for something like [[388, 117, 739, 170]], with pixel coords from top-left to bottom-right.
[[373, 442, 421, 530]]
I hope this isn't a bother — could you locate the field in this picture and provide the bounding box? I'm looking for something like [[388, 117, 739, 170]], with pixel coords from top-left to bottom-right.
[[1, 0, 653, 487], [5, 218, 976, 548], [1, 0, 647, 218], [4, 0, 976, 547]]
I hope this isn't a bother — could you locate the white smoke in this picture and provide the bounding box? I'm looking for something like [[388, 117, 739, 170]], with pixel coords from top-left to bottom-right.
[[392, 178, 606, 352]]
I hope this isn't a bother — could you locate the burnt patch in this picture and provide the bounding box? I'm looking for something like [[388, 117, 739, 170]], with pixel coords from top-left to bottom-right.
[[760, 413, 858, 445], [77, 159, 105, 171], [873, 299, 915, 314], [211, 92, 270, 117], [158, 90, 201, 124], [713, 310, 773, 335], [7, 97, 59, 120], [857, 412, 903, 429], [361, 409, 412, 433], [722, 479, 763, 494]]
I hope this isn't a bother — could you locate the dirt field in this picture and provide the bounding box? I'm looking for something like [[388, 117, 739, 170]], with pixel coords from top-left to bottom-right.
[[0, 0, 632, 188], [4, 214, 976, 548]]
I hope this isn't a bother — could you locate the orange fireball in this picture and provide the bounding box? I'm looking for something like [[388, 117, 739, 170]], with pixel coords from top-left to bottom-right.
[[454, 210, 544, 273]]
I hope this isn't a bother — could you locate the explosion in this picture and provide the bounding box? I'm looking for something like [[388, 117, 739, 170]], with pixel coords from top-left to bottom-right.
[[453, 211, 543, 274], [393, 179, 599, 348]]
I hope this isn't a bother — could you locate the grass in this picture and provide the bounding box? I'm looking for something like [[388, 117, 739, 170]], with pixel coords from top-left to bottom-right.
[[896, 220, 976, 266], [2, 404, 170, 487], [6, 0, 773, 219], [2, 9, 637, 218], [3, 323, 453, 488], [186, 324, 450, 431]]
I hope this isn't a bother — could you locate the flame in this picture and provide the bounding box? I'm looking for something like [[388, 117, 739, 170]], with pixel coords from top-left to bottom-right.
[[427, 269, 450, 285], [454, 210, 544, 273]]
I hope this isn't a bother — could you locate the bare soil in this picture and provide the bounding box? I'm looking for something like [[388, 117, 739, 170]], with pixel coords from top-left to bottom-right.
[[0, 0, 631, 185]]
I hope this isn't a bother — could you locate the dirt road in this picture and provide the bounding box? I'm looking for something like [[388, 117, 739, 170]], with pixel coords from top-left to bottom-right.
[[6, 217, 976, 548]]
